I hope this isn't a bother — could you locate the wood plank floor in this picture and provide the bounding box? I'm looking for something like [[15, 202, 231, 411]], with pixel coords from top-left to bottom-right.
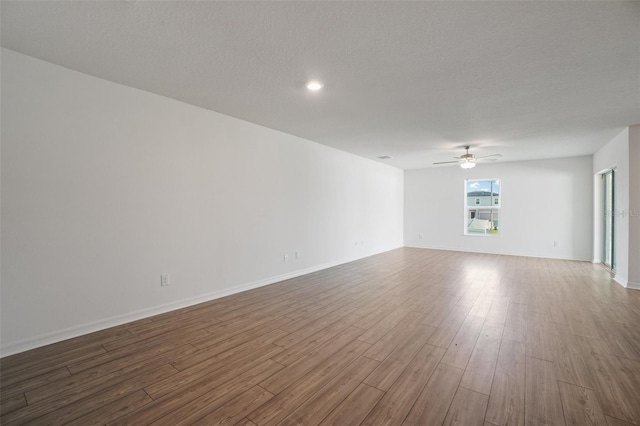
[[2, 247, 640, 425]]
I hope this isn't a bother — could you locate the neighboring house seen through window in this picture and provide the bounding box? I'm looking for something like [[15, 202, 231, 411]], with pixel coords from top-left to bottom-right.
[[465, 179, 500, 236]]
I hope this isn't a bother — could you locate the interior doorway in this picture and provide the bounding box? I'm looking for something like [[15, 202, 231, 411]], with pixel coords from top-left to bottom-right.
[[603, 169, 615, 271]]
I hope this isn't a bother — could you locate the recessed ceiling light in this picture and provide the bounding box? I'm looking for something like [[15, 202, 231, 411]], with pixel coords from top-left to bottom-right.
[[306, 81, 323, 91]]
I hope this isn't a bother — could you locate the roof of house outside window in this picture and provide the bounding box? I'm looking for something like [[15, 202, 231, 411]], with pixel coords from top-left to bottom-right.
[[467, 191, 499, 197]]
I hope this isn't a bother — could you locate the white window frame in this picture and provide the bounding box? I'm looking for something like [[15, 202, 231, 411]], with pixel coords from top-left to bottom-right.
[[464, 178, 501, 237]]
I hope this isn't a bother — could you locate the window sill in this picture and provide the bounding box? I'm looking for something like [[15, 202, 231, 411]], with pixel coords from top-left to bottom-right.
[[463, 233, 500, 238]]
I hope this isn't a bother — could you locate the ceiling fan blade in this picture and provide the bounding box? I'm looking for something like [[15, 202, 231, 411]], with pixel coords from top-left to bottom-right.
[[476, 154, 503, 159], [433, 160, 460, 165], [478, 158, 498, 162]]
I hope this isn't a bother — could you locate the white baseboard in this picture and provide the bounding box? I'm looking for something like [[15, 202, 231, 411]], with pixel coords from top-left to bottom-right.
[[614, 275, 628, 288], [611, 274, 640, 290], [624, 280, 640, 290], [1, 246, 399, 357], [409, 245, 638, 291], [404, 244, 591, 262]]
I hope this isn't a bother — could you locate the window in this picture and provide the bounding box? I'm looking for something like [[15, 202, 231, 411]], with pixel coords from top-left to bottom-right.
[[465, 179, 500, 236]]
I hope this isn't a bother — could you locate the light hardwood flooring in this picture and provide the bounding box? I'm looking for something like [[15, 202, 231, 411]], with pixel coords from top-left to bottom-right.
[[2, 247, 640, 425]]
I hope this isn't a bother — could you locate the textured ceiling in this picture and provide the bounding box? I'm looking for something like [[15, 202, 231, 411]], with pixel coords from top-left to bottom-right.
[[2, 1, 639, 169]]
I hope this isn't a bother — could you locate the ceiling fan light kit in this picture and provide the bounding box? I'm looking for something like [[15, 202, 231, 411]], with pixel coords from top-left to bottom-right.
[[433, 145, 501, 169]]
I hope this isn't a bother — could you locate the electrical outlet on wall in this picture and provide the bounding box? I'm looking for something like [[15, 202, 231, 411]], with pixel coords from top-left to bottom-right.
[[161, 274, 170, 287], [283, 254, 289, 262]]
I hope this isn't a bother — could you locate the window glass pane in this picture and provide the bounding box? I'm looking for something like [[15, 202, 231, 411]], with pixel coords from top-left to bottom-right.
[[466, 179, 500, 207], [465, 179, 500, 236]]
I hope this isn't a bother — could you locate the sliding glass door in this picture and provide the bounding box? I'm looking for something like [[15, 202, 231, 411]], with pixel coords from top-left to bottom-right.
[[603, 169, 615, 271]]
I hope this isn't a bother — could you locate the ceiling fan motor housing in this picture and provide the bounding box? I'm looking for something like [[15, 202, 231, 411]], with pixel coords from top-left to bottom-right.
[[461, 153, 476, 161]]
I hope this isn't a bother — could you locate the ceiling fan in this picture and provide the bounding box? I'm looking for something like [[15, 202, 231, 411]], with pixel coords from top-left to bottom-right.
[[433, 146, 502, 169]]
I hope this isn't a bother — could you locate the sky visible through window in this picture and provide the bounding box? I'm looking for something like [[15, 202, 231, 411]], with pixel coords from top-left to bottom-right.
[[466, 179, 500, 194]]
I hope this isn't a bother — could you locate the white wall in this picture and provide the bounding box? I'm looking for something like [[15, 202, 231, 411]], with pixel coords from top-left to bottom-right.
[[593, 128, 630, 287], [404, 156, 593, 260], [0, 49, 404, 355]]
